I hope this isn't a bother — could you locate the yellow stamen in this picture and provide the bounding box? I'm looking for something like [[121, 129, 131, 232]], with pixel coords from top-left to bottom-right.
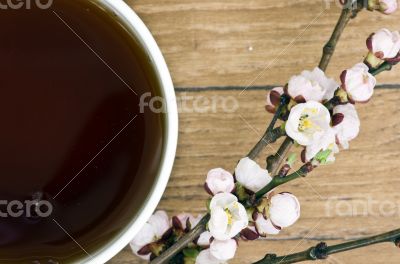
[[299, 115, 313, 131], [224, 208, 233, 225]]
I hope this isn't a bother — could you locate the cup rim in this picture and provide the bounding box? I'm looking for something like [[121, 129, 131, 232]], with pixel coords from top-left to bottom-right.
[[83, 0, 178, 263]]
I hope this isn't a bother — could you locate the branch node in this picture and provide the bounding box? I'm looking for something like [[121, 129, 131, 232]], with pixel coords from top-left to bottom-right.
[[314, 242, 329, 259], [323, 44, 334, 55], [266, 155, 275, 171], [304, 162, 315, 174], [264, 254, 277, 261], [395, 238, 400, 248]]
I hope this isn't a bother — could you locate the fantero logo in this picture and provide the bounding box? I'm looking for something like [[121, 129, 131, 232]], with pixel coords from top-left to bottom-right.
[[0, 0, 53, 10], [0, 199, 53, 218]]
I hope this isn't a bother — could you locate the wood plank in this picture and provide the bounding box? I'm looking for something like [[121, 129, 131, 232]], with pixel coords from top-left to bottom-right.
[[125, 0, 400, 87], [110, 88, 400, 263]]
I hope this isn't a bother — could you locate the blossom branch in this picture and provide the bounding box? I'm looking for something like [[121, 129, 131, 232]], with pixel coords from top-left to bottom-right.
[[266, 137, 294, 175], [254, 163, 313, 200], [253, 228, 400, 264], [247, 95, 289, 159], [149, 3, 364, 264], [319, 0, 363, 71], [265, 1, 363, 177], [369, 61, 397, 75], [247, 126, 286, 160], [247, 127, 286, 160]]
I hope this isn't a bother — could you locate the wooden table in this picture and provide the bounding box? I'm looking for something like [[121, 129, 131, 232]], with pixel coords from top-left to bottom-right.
[[110, 1, 400, 263]]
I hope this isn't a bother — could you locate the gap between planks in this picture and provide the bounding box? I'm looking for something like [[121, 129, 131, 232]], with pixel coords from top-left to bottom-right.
[[175, 84, 400, 92]]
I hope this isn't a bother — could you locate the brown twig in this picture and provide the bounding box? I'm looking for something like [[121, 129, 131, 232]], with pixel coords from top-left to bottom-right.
[[247, 95, 290, 159], [318, 0, 363, 71], [253, 228, 400, 264], [255, 163, 314, 200]]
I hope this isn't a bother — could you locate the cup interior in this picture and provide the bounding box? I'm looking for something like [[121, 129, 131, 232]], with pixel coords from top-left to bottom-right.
[[0, 0, 176, 263]]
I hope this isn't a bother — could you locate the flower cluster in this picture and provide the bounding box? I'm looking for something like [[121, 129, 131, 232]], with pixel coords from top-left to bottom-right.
[[267, 28, 400, 165], [130, 210, 203, 261], [131, 157, 302, 264], [196, 157, 301, 263]]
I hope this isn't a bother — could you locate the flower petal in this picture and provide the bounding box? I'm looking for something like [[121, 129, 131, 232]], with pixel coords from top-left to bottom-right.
[[210, 239, 237, 261], [255, 213, 281, 236], [235, 157, 272, 192], [148, 210, 170, 238], [196, 249, 225, 264], [197, 231, 213, 247], [333, 104, 360, 149]]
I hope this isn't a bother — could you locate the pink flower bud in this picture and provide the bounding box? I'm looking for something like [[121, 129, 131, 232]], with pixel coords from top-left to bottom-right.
[[205, 168, 235, 195], [366, 29, 400, 67], [269, 193, 300, 228], [369, 0, 398, 14], [340, 63, 376, 103], [379, 0, 398, 14], [265, 87, 284, 113]]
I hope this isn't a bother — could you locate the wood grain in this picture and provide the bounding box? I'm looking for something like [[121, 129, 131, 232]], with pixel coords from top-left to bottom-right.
[[125, 0, 400, 87], [110, 88, 400, 263]]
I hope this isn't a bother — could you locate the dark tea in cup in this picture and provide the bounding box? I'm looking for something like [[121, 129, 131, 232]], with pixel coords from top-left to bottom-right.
[[0, 0, 169, 262]]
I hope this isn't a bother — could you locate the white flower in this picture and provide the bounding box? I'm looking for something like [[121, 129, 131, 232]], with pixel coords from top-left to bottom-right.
[[196, 249, 225, 264], [254, 213, 281, 237], [130, 210, 170, 260], [208, 193, 248, 240], [287, 67, 338, 102], [265, 87, 284, 113], [367, 28, 400, 59], [332, 104, 360, 149], [269, 193, 300, 228], [205, 168, 235, 195], [197, 231, 213, 247], [305, 127, 337, 162], [210, 239, 238, 261], [173, 213, 203, 231], [235, 157, 272, 193], [285, 101, 331, 146], [341, 63, 376, 103]]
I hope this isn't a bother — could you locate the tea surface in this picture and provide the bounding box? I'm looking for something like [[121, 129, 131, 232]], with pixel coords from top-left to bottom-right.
[[0, 0, 163, 262]]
